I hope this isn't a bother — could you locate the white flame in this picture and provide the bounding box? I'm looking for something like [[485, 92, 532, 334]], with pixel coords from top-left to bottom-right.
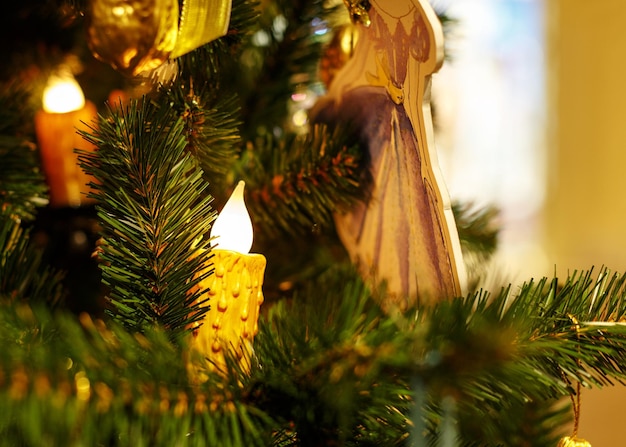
[[42, 71, 85, 114], [210, 181, 253, 254]]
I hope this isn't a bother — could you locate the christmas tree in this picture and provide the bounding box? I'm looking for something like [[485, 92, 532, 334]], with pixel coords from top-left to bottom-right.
[[1, 0, 626, 446]]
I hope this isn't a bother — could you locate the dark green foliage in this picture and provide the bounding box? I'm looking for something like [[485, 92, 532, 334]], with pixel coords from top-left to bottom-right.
[[252, 266, 413, 446], [0, 218, 64, 306], [4, 267, 626, 445], [239, 124, 366, 238], [473, 399, 571, 447], [78, 99, 216, 339], [232, 0, 338, 140], [0, 81, 63, 308], [452, 202, 499, 284], [177, 0, 259, 87], [0, 304, 277, 447], [162, 84, 241, 190], [0, 83, 48, 221], [252, 266, 626, 446], [166, 0, 258, 194], [241, 266, 626, 446], [0, 137, 45, 219]]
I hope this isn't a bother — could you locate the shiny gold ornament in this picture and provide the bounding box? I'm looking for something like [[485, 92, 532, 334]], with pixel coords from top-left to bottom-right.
[[87, 0, 232, 76], [319, 23, 360, 88], [557, 436, 592, 447], [343, 0, 372, 27], [87, 0, 179, 76]]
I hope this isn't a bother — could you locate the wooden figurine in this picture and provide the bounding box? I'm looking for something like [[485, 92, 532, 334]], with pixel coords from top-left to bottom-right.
[[313, 0, 466, 309]]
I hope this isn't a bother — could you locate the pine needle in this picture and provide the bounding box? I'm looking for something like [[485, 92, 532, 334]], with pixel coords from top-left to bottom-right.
[[78, 98, 216, 339]]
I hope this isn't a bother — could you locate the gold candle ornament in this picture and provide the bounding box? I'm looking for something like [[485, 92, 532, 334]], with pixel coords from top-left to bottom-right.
[[557, 437, 591, 447], [35, 70, 98, 208], [191, 181, 266, 376]]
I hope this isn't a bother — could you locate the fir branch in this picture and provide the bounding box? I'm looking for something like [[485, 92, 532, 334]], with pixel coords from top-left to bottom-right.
[[0, 137, 47, 221], [234, 0, 338, 138], [78, 98, 216, 339], [413, 269, 626, 444], [252, 266, 413, 446], [177, 0, 260, 87], [452, 201, 499, 266], [240, 124, 366, 238], [253, 267, 626, 446], [0, 82, 48, 220], [4, 267, 626, 446], [0, 218, 64, 306], [0, 305, 276, 447], [451, 201, 499, 290], [161, 83, 241, 189], [513, 270, 626, 388]]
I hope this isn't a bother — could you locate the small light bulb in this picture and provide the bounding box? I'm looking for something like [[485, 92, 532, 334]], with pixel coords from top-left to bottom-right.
[[210, 181, 253, 254], [42, 72, 85, 114]]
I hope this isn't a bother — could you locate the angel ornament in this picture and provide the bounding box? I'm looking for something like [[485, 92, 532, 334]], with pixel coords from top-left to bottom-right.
[[314, 0, 466, 309]]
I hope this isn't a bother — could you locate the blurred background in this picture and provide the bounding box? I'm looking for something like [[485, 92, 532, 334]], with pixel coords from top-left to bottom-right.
[[435, 0, 626, 444]]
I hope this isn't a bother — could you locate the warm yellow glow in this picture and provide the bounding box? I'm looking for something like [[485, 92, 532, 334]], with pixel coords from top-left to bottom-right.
[[42, 72, 85, 114], [292, 109, 308, 128], [211, 181, 253, 254], [339, 25, 359, 56]]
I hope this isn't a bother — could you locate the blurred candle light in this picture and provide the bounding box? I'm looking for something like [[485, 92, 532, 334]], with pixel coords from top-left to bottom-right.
[[210, 181, 253, 253], [190, 181, 266, 377], [35, 70, 98, 207]]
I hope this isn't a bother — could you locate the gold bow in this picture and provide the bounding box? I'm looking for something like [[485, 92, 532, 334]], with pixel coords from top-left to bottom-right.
[[171, 0, 232, 58]]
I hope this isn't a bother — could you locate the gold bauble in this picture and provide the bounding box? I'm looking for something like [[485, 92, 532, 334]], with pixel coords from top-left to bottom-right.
[[319, 23, 360, 88], [87, 0, 179, 76], [87, 0, 232, 76], [557, 436, 592, 447]]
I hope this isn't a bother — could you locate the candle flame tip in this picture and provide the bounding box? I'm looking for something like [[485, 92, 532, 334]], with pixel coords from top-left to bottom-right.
[[210, 181, 253, 254]]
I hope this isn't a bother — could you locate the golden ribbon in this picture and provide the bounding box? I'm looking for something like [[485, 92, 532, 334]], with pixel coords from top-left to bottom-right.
[[172, 0, 232, 58]]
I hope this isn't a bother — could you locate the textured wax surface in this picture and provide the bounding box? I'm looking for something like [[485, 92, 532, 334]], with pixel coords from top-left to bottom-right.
[[190, 249, 266, 376]]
